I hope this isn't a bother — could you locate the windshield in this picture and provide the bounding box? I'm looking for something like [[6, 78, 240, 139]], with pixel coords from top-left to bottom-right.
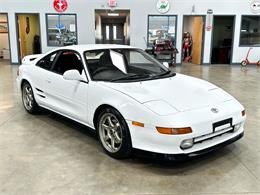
[[84, 48, 175, 82]]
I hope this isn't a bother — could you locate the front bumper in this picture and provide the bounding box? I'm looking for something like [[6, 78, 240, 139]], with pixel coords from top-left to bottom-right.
[[134, 132, 244, 161]]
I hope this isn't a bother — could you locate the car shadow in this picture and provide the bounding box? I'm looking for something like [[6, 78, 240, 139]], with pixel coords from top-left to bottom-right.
[[39, 108, 236, 172]]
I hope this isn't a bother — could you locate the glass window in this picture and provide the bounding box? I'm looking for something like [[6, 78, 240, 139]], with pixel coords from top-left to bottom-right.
[[148, 15, 177, 47], [36, 52, 58, 70], [84, 49, 171, 82], [52, 51, 83, 75], [46, 14, 77, 46], [240, 16, 260, 46]]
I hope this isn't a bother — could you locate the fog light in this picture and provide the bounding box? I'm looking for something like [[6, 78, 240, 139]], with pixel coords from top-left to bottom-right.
[[234, 123, 242, 131], [180, 138, 194, 149]]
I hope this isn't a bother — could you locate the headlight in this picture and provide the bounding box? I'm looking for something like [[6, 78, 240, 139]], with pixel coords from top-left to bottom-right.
[[143, 100, 178, 116]]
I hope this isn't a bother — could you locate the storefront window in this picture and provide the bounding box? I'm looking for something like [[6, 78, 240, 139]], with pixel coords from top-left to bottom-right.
[[46, 14, 77, 46], [240, 16, 260, 46], [147, 15, 177, 47]]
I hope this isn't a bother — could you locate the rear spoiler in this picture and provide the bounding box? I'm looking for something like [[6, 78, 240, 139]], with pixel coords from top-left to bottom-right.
[[22, 54, 43, 65]]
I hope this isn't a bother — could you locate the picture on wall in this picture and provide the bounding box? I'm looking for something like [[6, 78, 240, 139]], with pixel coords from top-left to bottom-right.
[[0, 22, 8, 33]]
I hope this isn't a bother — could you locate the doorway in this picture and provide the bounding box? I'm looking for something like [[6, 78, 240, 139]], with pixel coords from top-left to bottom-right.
[[0, 13, 10, 64], [211, 16, 235, 64], [182, 16, 205, 65], [95, 10, 130, 45], [16, 13, 41, 63]]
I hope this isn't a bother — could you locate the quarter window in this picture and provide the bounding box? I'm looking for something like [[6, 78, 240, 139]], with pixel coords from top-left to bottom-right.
[[36, 52, 57, 70], [240, 16, 260, 46]]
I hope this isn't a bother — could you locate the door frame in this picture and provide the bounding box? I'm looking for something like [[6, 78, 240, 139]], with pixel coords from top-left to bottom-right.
[[181, 15, 206, 65], [95, 9, 131, 45], [15, 13, 42, 64], [0, 13, 12, 63], [210, 15, 236, 65]]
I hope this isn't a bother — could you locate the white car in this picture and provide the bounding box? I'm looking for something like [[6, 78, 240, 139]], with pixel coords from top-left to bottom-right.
[[17, 44, 246, 160]]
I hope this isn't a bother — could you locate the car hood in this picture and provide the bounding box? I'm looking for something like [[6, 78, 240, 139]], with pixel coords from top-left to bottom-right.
[[101, 74, 234, 112]]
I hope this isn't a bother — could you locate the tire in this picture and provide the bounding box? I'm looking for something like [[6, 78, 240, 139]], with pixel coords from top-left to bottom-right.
[[97, 107, 132, 159], [241, 60, 247, 67], [22, 82, 40, 114], [257, 60, 260, 66]]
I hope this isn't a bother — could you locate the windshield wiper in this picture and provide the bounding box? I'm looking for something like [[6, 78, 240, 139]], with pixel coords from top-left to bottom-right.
[[152, 70, 175, 78], [110, 74, 151, 82]]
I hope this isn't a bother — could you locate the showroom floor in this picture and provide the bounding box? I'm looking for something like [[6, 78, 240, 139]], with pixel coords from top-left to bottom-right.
[[0, 60, 260, 195]]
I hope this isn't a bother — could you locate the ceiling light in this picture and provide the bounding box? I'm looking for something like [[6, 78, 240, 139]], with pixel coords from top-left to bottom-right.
[[107, 13, 119, 16]]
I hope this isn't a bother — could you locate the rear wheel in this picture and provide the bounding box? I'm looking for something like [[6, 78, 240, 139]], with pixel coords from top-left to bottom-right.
[[257, 60, 260, 66], [97, 107, 132, 159], [241, 60, 247, 67], [22, 82, 40, 114]]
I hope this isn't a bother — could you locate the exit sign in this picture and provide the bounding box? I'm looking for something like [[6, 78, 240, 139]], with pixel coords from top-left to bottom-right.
[[108, 0, 117, 7]]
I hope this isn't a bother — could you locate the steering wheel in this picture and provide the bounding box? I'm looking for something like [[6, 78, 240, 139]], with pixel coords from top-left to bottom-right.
[[92, 66, 111, 76]]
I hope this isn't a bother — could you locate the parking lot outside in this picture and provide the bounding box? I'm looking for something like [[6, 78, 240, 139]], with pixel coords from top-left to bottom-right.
[[0, 60, 260, 195]]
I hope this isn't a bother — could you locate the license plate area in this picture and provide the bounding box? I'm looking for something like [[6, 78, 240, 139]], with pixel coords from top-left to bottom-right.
[[213, 118, 233, 132]]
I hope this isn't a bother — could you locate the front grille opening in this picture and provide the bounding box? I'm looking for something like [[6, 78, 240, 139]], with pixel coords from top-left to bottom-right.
[[194, 126, 234, 145]]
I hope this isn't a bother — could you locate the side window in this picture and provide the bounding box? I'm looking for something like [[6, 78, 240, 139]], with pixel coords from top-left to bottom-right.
[[52, 51, 84, 75], [36, 52, 57, 70]]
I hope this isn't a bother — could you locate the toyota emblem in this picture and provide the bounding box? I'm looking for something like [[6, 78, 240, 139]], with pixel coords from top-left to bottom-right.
[[211, 108, 219, 113]]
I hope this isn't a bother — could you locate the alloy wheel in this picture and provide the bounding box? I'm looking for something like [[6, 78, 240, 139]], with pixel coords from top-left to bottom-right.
[[98, 113, 123, 153], [22, 84, 34, 111]]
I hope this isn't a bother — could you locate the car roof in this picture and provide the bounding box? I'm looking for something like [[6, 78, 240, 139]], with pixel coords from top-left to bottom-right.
[[56, 44, 137, 53]]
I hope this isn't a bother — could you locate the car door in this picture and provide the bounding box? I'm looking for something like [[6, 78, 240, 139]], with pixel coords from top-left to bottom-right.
[[43, 50, 88, 124], [32, 51, 59, 107]]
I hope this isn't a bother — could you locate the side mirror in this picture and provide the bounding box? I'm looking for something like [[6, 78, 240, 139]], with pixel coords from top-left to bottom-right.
[[163, 62, 169, 68], [63, 69, 82, 81]]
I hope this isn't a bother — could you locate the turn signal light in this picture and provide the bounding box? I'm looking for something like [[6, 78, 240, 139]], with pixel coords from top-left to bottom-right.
[[156, 127, 192, 135], [132, 121, 144, 127], [242, 110, 246, 116]]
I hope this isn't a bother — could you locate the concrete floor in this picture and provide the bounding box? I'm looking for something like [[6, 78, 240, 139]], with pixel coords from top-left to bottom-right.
[[0, 60, 260, 195]]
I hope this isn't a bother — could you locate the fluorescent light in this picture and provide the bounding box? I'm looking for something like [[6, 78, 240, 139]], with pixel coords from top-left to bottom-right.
[[107, 13, 119, 16]]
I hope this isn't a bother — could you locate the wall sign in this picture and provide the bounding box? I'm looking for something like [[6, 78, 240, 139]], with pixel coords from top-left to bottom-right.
[[206, 9, 213, 31], [53, 0, 68, 13], [250, 0, 260, 13], [156, 0, 170, 14]]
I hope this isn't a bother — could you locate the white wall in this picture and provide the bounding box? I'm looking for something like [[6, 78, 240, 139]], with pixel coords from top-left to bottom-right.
[[0, 0, 260, 64]]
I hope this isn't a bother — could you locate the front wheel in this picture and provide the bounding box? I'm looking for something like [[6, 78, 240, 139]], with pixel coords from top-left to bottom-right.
[[241, 60, 248, 67], [22, 82, 40, 114], [257, 60, 260, 66], [97, 107, 132, 159]]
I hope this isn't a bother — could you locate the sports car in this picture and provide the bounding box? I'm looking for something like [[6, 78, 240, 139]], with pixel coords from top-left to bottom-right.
[[16, 44, 246, 160]]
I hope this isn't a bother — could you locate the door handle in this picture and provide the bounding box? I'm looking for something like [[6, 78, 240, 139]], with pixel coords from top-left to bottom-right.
[[45, 79, 51, 84]]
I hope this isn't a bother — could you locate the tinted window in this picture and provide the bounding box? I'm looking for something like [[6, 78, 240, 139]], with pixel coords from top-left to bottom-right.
[[36, 52, 57, 70], [52, 51, 83, 75], [240, 16, 260, 46]]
